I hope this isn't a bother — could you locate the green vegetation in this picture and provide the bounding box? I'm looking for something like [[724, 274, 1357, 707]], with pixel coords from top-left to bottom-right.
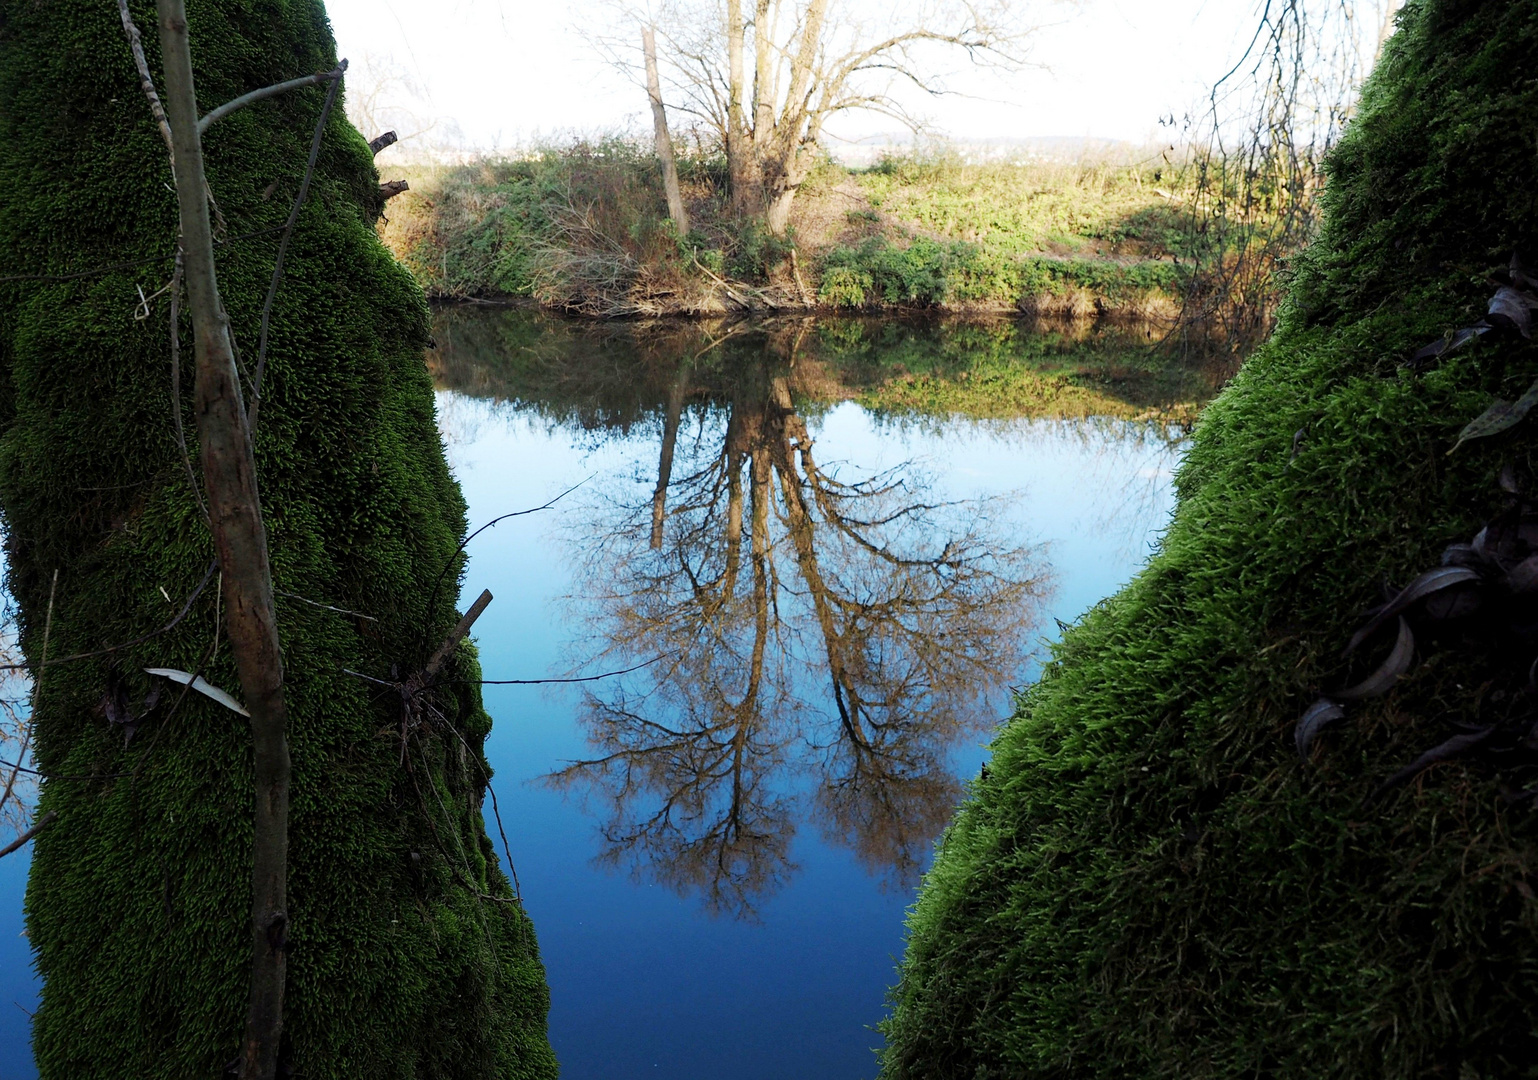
[[0, 2, 554, 1076], [380, 146, 1193, 318], [882, 1, 1538, 1077]]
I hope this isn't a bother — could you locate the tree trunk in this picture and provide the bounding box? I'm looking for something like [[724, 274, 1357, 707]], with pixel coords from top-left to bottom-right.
[[649, 360, 690, 549], [642, 27, 689, 237], [0, 1, 556, 1075], [153, 3, 290, 1075], [764, 186, 797, 238]]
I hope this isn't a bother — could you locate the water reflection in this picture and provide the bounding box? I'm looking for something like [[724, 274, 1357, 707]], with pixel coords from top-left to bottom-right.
[[429, 308, 1206, 917]]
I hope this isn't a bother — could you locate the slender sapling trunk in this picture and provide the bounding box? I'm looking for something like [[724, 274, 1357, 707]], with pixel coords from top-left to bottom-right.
[[154, 3, 292, 1077], [643, 27, 689, 237]]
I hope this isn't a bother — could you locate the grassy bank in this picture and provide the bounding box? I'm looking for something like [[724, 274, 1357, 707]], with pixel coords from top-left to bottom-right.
[[882, 1, 1538, 1077], [378, 147, 1196, 319]]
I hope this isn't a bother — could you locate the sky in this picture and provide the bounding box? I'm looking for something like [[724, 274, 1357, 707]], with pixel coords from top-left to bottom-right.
[[322, 0, 1276, 157]]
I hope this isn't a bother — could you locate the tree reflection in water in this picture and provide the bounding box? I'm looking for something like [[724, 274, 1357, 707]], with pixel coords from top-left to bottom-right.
[[543, 323, 1048, 916]]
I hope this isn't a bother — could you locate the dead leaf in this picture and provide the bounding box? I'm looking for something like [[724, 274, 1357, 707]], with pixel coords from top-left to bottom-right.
[[1450, 377, 1538, 453], [1337, 617, 1414, 700], [1409, 324, 1490, 368], [1487, 286, 1534, 338], [1346, 567, 1480, 653], [1296, 698, 1346, 758], [144, 667, 250, 717], [1510, 555, 1538, 593], [1376, 726, 1497, 794]]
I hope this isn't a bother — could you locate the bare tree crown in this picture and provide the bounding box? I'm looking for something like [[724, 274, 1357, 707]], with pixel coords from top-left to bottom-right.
[[591, 0, 1047, 232]]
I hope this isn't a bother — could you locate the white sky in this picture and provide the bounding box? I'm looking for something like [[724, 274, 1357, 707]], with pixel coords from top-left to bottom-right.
[[322, 1, 1275, 154]]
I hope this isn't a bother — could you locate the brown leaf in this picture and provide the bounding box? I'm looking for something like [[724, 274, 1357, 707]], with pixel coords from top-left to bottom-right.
[[1337, 617, 1415, 701], [1295, 698, 1345, 759], [1346, 568, 1480, 653], [1409, 324, 1490, 368], [1488, 286, 1534, 338], [1422, 581, 1481, 619], [1440, 542, 1480, 568], [1375, 726, 1497, 795], [1450, 377, 1538, 453]]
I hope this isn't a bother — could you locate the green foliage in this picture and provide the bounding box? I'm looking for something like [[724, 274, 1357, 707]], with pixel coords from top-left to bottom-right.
[[817, 237, 1180, 310], [726, 219, 794, 280], [385, 145, 1196, 314], [0, 2, 556, 1076], [383, 139, 716, 309], [883, 2, 1538, 1077]]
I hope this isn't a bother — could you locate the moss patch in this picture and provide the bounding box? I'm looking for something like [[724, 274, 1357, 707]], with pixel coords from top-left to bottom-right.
[[882, 2, 1538, 1077], [0, 2, 556, 1076]]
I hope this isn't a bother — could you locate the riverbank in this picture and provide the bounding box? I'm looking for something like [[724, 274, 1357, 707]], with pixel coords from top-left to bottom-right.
[[378, 147, 1194, 320]]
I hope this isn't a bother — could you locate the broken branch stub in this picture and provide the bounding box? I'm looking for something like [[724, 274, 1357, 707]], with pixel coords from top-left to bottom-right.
[[368, 131, 397, 155], [379, 179, 409, 200]]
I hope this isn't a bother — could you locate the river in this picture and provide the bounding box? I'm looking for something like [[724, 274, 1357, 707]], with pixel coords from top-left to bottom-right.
[[0, 308, 1226, 1079]]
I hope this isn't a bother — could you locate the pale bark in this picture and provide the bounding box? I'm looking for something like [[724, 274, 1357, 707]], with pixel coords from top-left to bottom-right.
[[649, 361, 690, 549], [642, 27, 690, 236], [155, 3, 291, 1077], [725, 0, 754, 216]]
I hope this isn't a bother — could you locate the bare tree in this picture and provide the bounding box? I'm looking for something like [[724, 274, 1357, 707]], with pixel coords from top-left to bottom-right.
[[594, 0, 1044, 234], [1173, 0, 1404, 350], [344, 52, 442, 161], [0, 586, 38, 857], [548, 326, 1046, 914]]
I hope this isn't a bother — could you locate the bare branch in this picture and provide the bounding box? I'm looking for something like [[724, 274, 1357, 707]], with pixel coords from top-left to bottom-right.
[[197, 64, 346, 135], [0, 810, 56, 860], [116, 0, 173, 154]]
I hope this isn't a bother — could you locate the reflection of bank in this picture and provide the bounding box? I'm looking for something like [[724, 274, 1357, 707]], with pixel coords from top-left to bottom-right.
[[427, 306, 1211, 917]]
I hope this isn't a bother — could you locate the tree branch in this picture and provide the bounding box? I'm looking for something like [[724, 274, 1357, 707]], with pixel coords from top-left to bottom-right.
[[197, 64, 346, 135], [0, 810, 56, 860], [116, 0, 173, 155]]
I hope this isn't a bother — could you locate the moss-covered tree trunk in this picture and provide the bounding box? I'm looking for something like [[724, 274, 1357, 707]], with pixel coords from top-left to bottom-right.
[[884, 1, 1538, 1077], [0, 2, 557, 1077]]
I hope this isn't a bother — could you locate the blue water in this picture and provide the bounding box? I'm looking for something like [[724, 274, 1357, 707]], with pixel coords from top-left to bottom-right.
[[437, 392, 1180, 1079], [0, 327, 1188, 1079]]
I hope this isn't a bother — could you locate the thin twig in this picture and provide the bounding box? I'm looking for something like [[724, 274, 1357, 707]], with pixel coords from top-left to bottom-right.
[[425, 479, 590, 628], [441, 655, 666, 687], [0, 810, 57, 860], [197, 65, 345, 135], [246, 62, 346, 430], [275, 591, 377, 621], [116, 0, 173, 154], [167, 245, 208, 521], [0, 759, 133, 782]]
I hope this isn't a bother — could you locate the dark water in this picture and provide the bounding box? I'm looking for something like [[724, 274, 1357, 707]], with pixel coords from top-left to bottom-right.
[[0, 309, 1223, 1079]]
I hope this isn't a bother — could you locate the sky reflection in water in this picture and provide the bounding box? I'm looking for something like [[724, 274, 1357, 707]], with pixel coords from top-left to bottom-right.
[[0, 309, 1206, 1080]]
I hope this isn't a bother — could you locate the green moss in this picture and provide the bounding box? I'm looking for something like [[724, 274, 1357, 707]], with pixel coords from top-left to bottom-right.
[[883, 2, 1538, 1077], [0, 2, 556, 1076]]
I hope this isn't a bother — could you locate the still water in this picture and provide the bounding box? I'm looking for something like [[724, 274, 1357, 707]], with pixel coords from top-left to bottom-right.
[[0, 309, 1222, 1078]]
